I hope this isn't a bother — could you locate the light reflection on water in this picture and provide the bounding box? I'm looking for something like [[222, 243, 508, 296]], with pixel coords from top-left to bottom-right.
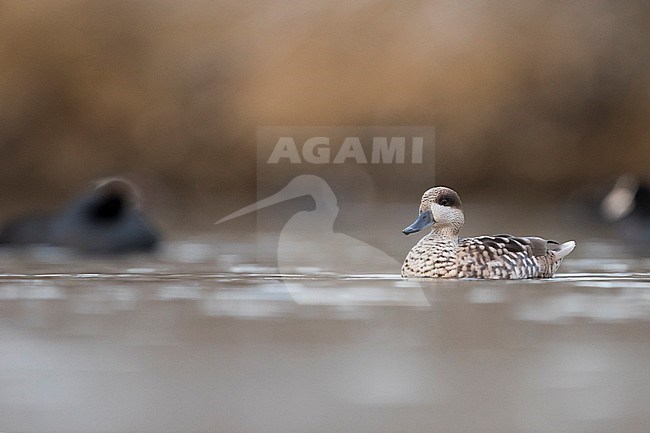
[[1, 238, 649, 432]]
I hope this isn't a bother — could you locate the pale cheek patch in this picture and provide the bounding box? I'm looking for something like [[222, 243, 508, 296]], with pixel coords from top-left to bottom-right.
[[431, 203, 453, 221]]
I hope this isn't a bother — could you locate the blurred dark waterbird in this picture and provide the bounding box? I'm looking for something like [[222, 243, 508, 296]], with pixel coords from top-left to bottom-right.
[[0, 178, 159, 253]]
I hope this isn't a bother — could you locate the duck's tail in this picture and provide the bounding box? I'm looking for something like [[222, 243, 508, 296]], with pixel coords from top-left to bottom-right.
[[554, 240, 576, 259], [537, 240, 576, 278]]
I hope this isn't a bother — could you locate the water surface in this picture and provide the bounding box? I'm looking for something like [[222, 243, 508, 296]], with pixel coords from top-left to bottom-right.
[[1, 235, 649, 433]]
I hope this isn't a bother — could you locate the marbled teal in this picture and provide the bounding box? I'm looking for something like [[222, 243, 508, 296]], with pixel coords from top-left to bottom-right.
[[402, 187, 575, 279]]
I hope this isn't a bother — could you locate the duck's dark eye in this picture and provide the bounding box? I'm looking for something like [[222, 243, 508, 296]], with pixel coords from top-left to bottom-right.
[[439, 198, 449, 206]]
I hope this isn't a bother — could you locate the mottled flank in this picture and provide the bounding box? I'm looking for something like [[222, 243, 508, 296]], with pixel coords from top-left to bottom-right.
[[402, 187, 575, 279]]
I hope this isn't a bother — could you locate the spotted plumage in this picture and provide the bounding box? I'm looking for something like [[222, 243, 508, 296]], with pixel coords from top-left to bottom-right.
[[401, 187, 575, 279]]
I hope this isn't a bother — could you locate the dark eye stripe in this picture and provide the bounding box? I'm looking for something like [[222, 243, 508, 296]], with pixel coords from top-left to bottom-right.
[[436, 193, 460, 207]]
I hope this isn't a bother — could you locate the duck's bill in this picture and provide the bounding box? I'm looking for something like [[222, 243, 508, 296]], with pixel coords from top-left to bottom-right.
[[403, 209, 434, 235]]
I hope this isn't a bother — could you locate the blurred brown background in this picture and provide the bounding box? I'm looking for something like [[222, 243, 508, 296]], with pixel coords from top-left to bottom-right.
[[0, 0, 648, 220]]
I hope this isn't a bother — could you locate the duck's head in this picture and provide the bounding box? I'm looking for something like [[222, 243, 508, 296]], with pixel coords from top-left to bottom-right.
[[403, 186, 464, 235], [88, 178, 142, 221]]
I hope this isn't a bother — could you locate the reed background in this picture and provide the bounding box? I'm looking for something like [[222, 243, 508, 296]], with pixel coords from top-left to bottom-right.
[[0, 0, 648, 224]]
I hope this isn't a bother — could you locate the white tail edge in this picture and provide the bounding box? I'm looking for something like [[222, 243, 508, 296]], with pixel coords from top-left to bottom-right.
[[555, 241, 576, 259]]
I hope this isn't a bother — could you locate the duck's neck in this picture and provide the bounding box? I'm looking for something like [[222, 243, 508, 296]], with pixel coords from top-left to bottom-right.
[[428, 225, 460, 242]]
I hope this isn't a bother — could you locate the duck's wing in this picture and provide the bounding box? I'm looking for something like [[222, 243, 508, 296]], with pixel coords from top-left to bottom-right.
[[457, 235, 574, 278], [456, 235, 533, 278], [493, 234, 561, 256], [459, 234, 556, 258]]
